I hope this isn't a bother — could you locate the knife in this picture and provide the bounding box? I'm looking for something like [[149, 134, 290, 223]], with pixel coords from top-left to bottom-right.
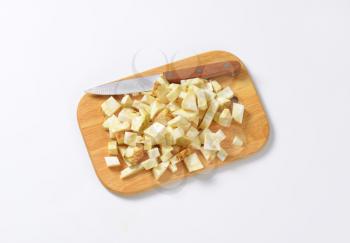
[[85, 61, 241, 95]]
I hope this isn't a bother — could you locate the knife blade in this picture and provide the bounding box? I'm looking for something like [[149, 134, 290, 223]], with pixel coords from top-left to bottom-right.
[[85, 61, 241, 95]]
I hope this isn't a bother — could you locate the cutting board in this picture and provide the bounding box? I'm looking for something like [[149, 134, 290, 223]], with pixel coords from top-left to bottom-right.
[[77, 50, 269, 195]]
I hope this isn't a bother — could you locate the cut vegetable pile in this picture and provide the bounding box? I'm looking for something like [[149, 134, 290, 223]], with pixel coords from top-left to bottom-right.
[[101, 76, 245, 180]]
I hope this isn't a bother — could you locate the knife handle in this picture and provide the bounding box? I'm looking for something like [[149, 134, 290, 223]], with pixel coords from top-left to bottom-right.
[[163, 61, 241, 83]]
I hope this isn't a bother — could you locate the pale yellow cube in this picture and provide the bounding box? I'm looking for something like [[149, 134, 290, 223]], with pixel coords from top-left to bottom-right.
[[104, 156, 120, 167], [101, 96, 121, 116], [120, 165, 143, 179], [232, 136, 244, 146], [200, 148, 216, 162], [218, 109, 232, 127], [108, 140, 118, 155], [166, 84, 181, 102], [152, 161, 170, 179], [141, 158, 158, 170], [124, 132, 138, 147], [199, 100, 219, 129], [184, 153, 204, 172], [131, 115, 146, 132], [147, 147, 160, 159], [141, 94, 156, 105], [211, 80, 222, 93], [160, 152, 173, 162], [217, 86, 234, 99], [196, 90, 208, 111], [150, 101, 165, 120], [217, 147, 228, 161], [232, 103, 244, 124], [121, 95, 133, 107], [102, 114, 118, 130], [181, 93, 198, 112]]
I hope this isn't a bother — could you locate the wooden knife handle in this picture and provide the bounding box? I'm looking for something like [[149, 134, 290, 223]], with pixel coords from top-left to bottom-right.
[[163, 61, 241, 83]]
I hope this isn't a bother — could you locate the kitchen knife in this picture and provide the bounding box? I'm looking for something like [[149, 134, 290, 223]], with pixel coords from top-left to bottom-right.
[[85, 61, 241, 95]]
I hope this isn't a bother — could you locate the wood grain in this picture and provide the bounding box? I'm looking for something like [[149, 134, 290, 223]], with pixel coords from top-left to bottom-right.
[[164, 60, 241, 82], [77, 50, 270, 195]]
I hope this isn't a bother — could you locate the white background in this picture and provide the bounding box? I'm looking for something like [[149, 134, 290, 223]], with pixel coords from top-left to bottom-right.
[[1, 0, 349, 242]]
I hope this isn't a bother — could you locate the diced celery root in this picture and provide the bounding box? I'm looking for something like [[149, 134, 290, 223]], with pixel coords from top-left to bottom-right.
[[100, 76, 245, 180]]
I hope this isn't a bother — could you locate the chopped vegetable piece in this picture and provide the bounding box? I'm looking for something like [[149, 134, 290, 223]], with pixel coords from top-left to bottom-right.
[[104, 156, 120, 167], [188, 84, 200, 93], [204, 82, 214, 92], [136, 135, 144, 144], [176, 136, 191, 146], [141, 158, 158, 170], [164, 127, 175, 145], [152, 161, 170, 179], [155, 75, 169, 85], [199, 128, 211, 144], [232, 103, 244, 124], [217, 147, 228, 161], [203, 132, 221, 151], [125, 146, 135, 157], [196, 90, 208, 111], [217, 97, 231, 107], [147, 147, 160, 159], [101, 96, 121, 116], [170, 148, 192, 165], [172, 109, 198, 122], [139, 106, 150, 116], [170, 127, 185, 143], [160, 145, 173, 155], [160, 152, 173, 162], [108, 140, 118, 155], [211, 80, 222, 92], [144, 135, 154, 150], [121, 95, 133, 107], [102, 114, 118, 130], [232, 136, 244, 146], [199, 100, 219, 129], [118, 108, 138, 122], [141, 94, 156, 105], [217, 86, 234, 99], [215, 129, 226, 142], [190, 136, 201, 150], [109, 120, 130, 137], [120, 165, 143, 179], [218, 109, 232, 127], [188, 78, 206, 86], [153, 108, 172, 126], [124, 132, 138, 147], [200, 148, 216, 161], [144, 122, 166, 141], [179, 91, 187, 99], [168, 116, 191, 130], [137, 103, 151, 114], [150, 101, 166, 120], [186, 126, 199, 138], [152, 82, 169, 103], [168, 163, 178, 173], [181, 93, 198, 112], [131, 115, 146, 132], [166, 84, 181, 102], [184, 153, 204, 172], [126, 146, 145, 164]]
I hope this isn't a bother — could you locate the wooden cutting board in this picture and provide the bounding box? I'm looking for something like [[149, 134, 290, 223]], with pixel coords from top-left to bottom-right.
[[77, 50, 269, 195]]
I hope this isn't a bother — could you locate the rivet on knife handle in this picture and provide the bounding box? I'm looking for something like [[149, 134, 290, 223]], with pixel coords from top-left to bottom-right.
[[163, 61, 241, 83]]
